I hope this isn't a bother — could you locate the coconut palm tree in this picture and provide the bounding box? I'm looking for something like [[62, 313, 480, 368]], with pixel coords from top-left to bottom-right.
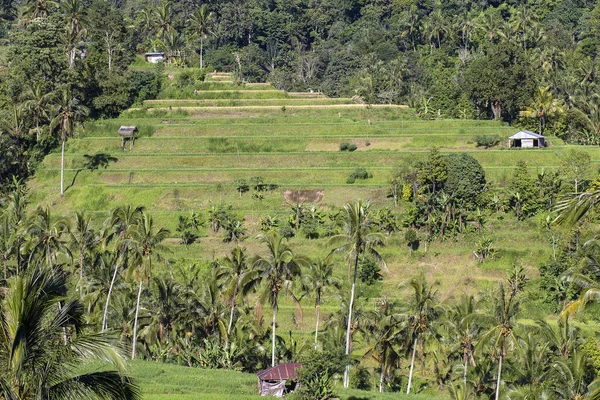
[[50, 88, 89, 197], [328, 200, 386, 387], [69, 211, 97, 282], [102, 205, 144, 332], [189, 4, 213, 69], [217, 246, 260, 343], [403, 273, 441, 394], [522, 87, 563, 135], [476, 267, 526, 400], [26, 206, 71, 270], [23, 82, 55, 141], [301, 255, 340, 345], [363, 299, 403, 393], [0, 265, 140, 400], [253, 232, 307, 367], [129, 211, 170, 359]]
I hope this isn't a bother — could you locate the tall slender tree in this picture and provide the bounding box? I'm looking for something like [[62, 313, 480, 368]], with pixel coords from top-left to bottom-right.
[[328, 200, 386, 388], [253, 232, 307, 367], [50, 88, 89, 197], [189, 4, 213, 69]]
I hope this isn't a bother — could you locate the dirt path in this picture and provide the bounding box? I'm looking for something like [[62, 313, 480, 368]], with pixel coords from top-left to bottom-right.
[[131, 104, 408, 111]]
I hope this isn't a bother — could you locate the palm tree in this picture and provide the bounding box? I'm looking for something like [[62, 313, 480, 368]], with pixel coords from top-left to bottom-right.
[[328, 200, 386, 388], [364, 299, 403, 393], [70, 211, 97, 282], [26, 206, 71, 270], [129, 211, 170, 359], [403, 273, 441, 394], [21, 0, 57, 20], [477, 266, 526, 400], [522, 87, 563, 135], [425, 9, 447, 49], [23, 82, 55, 141], [189, 4, 213, 69], [153, 0, 172, 40], [50, 88, 89, 197], [0, 266, 140, 400], [136, 7, 154, 41], [217, 245, 260, 343], [301, 255, 340, 345], [102, 205, 144, 332], [253, 232, 307, 367]]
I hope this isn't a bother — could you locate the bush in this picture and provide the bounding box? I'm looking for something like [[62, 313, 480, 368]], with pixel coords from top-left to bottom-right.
[[405, 229, 419, 251], [339, 142, 357, 151], [474, 134, 501, 148], [359, 258, 383, 285], [352, 366, 372, 391], [295, 348, 347, 400], [347, 167, 372, 184], [279, 225, 295, 238]]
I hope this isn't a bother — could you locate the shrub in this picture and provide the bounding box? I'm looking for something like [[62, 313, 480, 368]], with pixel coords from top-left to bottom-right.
[[279, 225, 295, 238], [405, 229, 419, 252], [359, 258, 382, 285], [474, 134, 501, 148], [339, 142, 357, 151]]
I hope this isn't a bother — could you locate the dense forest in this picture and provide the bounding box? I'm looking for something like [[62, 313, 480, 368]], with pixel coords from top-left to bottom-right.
[[3, 0, 600, 399]]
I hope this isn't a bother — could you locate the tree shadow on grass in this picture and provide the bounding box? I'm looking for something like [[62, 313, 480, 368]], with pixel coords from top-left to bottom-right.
[[65, 153, 118, 193]]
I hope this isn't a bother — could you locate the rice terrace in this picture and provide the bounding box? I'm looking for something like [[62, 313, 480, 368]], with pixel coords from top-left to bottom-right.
[[4, 1, 600, 399]]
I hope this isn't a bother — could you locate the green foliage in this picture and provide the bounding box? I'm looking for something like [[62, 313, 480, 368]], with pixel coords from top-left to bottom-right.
[[339, 142, 357, 152], [295, 348, 347, 400], [358, 258, 383, 285], [475, 134, 501, 148], [347, 167, 373, 184], [444, 153, 487, 208], [508, 161, 542, 219]]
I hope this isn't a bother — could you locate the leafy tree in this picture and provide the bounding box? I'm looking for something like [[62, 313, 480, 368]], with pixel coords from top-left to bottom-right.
[[444, 153, 486, 208], [562, 148, 591, 193], [188, 4, 213, 69], [419, 147, 447, 194]]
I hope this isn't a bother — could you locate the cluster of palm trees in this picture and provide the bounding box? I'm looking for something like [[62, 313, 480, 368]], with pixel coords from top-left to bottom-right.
[[4, 190, 600, 398], [137, 1, 213, 68]]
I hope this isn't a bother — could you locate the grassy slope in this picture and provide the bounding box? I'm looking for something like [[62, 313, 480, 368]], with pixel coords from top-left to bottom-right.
[[26, 74, 600, 396], [132, 360, 445, 400]]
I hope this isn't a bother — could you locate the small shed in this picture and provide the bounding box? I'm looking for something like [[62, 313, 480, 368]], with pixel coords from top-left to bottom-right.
[[118, 126, 137, 151], [508, 130, 545, 148], [145, 52, 164, 63], [257, 363, 302, 397]]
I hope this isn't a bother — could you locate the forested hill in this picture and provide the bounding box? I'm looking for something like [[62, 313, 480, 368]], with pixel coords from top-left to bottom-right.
[[0, 0, 599, 190]]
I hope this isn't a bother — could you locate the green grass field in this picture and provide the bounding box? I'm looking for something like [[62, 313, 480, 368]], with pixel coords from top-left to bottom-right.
[[132, 360, 446, 399]]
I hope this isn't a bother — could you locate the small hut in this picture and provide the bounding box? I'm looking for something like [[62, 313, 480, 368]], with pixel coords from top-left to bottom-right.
[[508, 130, 545, 148], [118, 126, 137, 151], [145, 52, 164, 63], [257, 363, 302, 397]]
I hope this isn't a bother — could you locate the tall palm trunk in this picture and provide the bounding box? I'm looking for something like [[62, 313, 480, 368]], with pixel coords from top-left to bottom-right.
[[314, 301, 320, 345], [343, 255, 359, 388], [60, 135, 66, 196], [379, 368, 384, 393], [463, 353, 468, 386], [406, 337, 418, 394], [131, 280, 143, 360], [200, 36, 203, 69], [102, 259, 120, 332], [271, 297, 278, 367], [79, 252, 84, 280], [227, 283, 239, 342], [495, 354, 503, 400]]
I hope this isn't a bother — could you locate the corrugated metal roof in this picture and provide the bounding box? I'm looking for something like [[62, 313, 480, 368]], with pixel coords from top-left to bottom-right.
[[257, 363, 302, 381], [509, 130, 544, 139], [118, 126, 137, 135]]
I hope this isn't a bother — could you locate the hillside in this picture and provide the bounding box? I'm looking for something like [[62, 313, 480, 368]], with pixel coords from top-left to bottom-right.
[[29, 72, 598, 311]]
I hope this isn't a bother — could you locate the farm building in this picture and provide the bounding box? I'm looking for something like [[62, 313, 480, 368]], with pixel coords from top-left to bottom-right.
[[145, 52, 164, 63], [508, 130, 545, 148], [118, 126, 137, 150], [256, 363, 302, 397]]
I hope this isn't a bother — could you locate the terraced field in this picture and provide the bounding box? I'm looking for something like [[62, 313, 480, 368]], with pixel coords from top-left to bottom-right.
[[28, 73, 600, 336]]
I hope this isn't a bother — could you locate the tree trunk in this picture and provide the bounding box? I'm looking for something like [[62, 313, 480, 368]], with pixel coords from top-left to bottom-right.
[[343, 255, 359, 388], [271, 298, 278, 367], [79, 251, 84, 281], [495, 354, 503, 400], [406, 337, 418, 394], [200, 36, 203, 69], [227, 283, 239, 342], [379, 368, 384, 393], [314, 302, 320, 345], [102, 260, 120, 332], [463, 353, 468, 386], [3, 255, 6, 280], [60, 136, 66, 196], [491, 101, 502, 120], [131, 280, 143, 360]]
